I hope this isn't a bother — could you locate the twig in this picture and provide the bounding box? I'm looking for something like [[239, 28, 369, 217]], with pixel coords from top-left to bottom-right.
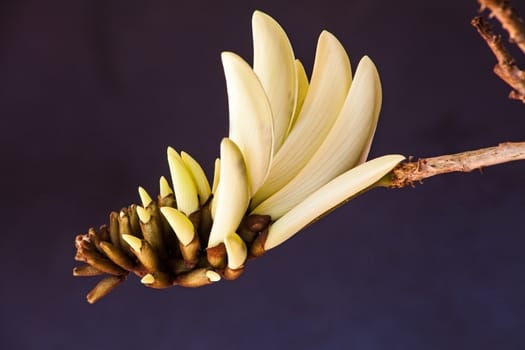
[[472, 16, 525, 102], [389, 141, 525, 188], [478, 0, 525, 54]]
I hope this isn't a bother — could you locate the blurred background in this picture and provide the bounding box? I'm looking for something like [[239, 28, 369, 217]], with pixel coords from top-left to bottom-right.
[[1, 0, 525, 349]]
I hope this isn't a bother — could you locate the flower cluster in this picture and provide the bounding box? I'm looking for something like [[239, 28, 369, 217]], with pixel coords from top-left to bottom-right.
[[73, 11, 404, 303]]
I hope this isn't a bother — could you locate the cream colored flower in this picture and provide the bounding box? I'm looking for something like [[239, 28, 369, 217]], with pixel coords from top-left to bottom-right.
[[74, 11, 405, 302], [159, 11, 403, 265]]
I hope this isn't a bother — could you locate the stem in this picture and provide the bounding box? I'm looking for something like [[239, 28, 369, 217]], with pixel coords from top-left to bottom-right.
[[477, 0, 525, 54], [389, 141, 525, 188], [472, 16, 525, 102]]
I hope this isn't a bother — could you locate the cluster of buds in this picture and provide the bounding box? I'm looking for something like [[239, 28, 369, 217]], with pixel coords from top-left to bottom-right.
[[73, 11, 404, 303], [74, 165, 270, 303]]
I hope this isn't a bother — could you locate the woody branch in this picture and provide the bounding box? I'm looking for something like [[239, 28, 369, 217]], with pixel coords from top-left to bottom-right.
[[473, 0, 525, 102], [389, 141, 525, 188]]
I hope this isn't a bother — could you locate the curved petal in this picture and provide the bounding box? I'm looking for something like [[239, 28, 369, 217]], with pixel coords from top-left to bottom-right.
[[210, 158, 221, 219], [286, 59, 309, 135], [356, 57, 383, 164], [159, 176, 173, 198], [138, 186, 153, 208], [251, 31, 352, 207], [264, 154, 405, 250], [181, 151, 212, 205], [252, 56, 382, 218], [222, 51, 274, 195], [160, 206, 195, 246], [224, 232, 247, 269], [211, 158, 221, 194], [167, 147, 199, 215], [136, 205, 151, 224], [252, 10, 297, 154], [208, 138, 250, 248]]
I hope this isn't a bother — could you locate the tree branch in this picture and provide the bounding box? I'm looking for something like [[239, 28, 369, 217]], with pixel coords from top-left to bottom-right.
[[472, 16, 525, 102], [389, 141, 525, 188], [478, 0, 525, 54]]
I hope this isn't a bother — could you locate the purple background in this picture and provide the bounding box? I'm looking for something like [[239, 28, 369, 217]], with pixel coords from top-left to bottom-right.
[[2, 1, 525, 349]]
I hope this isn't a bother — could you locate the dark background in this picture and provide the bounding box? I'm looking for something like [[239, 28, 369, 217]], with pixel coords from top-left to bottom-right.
[[1, 1, 525, 349]]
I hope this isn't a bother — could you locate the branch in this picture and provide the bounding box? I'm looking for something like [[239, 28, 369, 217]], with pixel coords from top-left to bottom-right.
[[472, 16, 525, 102], [389, 141, 525, 188], [478, 0, 525, 54]]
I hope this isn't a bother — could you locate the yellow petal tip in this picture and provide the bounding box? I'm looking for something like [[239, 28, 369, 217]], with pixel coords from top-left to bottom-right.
[[159, 176, 173, 198], [159, 206, 195, 246], [141, 274, 155, 285], [224, 233, 247, 269], [122, 234, 142, 252], [138, 186, 153, 208], [206, 270, 221, 282], [136, 206, 151, 224]]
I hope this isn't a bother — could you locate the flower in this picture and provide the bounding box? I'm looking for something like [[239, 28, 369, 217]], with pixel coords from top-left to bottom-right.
[[206, 11, 404, 252], [73, 10, 404, 303]]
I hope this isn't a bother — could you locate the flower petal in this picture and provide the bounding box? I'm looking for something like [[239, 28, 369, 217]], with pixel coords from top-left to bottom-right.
[[159, 206, 195, 246], [356, 58, 383, 164], [224, 232, 247, 269], [252, 56, 382, 218], [138, 186, 153, 208], [286, 59, 309, 135], [210, 158, 221, 219], [121, 234, 142, 252], [141, 274, 155, 284], [252, 31, 352, 207], [264, 154, 405, 250], [211, 158, 221, 194], [181, 151, 211, 205], [159, 176, 173, 198], [167, 147, 199, 215], [208, 138, 250, 248], [136, 205, 151, 224], [252, 10, 297, 154], [222, 51, 274, 195]]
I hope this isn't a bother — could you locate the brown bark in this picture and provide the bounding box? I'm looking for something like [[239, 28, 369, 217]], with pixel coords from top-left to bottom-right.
[[472, 17, 525, 102], [478, 0, 525, 54], [473, 1, 525, 102], [389, 141, 525, 188]]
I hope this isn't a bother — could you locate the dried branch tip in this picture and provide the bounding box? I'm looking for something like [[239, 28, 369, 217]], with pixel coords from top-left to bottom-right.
[[473, 1, 525, 102]]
